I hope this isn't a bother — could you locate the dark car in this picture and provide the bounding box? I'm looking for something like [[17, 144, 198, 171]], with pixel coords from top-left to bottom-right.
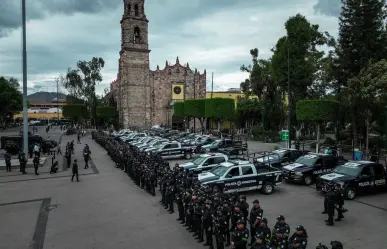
[[282, 153, 345, 185], [316, 161, 387, 200], [200, 138, 243, 153], [254, 148, 309, 167]]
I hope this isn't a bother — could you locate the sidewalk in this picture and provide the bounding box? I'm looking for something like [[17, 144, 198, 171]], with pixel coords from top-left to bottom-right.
[[0, 134, 203, 249]]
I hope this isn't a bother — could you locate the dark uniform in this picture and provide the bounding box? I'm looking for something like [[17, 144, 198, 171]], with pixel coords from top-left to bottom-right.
[[231, 220, 249, 249], [250, 234, 266, 249], [33, 156, 39, 175], [288, 225, 308, 249], [18, 151, 27, 174], [255, 218, 271, 243], [4, 152, 12, 172], [249, 199, 263, 245], [83, 145, 91, 169], [71, 159, 79, 182], [334, 184, 345, 221], [325, 185, 338, 226], [272, 215, 290, 249]]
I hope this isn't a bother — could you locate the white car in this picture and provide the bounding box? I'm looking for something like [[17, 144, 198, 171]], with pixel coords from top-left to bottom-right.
[[180, 153, 228, 172]]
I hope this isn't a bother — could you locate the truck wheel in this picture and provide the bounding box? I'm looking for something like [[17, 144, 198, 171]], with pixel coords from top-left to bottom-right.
[[184, 152, 192, 160], [303, 175, 313, 185], [261, 182, 274, 195], [345, 187, 356, 200]]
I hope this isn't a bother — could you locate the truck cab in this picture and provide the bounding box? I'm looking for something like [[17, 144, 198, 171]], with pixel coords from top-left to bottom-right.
[[316, 161, 387, 200], [282, 153, 342, 185], [179, 153, 228, 172], [198, 160, 282, 195]]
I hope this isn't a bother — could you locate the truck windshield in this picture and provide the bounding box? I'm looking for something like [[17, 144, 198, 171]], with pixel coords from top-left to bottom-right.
[[333, 164, 361, 177], [211, 166, 228, 177], [211, 141, 221, 146], [295, 156, 317, 167], [193, 156, 207, 165]]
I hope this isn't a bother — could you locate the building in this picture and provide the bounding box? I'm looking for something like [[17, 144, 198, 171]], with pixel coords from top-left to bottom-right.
[[14, 98, 65, 119], [115, 0, 206, 129]]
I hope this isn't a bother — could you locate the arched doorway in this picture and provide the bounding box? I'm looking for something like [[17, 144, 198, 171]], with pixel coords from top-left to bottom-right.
[[172, 115, 184, 130]]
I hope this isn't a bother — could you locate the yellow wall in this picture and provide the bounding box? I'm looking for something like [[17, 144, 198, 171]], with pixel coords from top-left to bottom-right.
[[14, 113, 63, 119]]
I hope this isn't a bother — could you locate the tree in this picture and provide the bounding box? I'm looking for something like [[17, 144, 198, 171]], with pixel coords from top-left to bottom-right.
[[296, 99, 339, 152], [184, 99, 206, 128], [96, 106, 118, 128], [63, 57, 105, 126], [62, 104, 87, 123], [205, 98, 235, 130], [235, 98, 261, 129], [334, 0, 387, 146], [0, 77, 23, 126], [173, 102, 184, 117]]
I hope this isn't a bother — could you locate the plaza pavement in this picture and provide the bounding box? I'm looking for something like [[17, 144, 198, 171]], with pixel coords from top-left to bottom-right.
[[0, 128, 386, 249]]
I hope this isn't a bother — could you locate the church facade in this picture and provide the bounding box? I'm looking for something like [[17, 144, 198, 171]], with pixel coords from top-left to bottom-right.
[[113, 0, 206, 129]]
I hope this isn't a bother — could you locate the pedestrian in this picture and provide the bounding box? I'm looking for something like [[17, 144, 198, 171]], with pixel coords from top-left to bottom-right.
[[4, 151, 12, 172], [57, 145, 62, 155], [50, 161, 59, 174], [71, 159, 79, 182], [77, 131, 81, 144], [33, 155, 39, 175]]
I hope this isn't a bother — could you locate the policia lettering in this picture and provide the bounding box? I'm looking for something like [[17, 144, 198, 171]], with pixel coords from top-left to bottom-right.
[[359, 179, 386, 187]]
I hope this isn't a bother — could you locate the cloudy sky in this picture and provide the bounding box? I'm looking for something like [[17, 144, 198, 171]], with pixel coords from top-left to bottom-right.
[[0, 0, 341, 95]]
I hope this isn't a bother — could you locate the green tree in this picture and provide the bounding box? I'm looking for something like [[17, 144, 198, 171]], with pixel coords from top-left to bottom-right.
[[334, 0, 387, 145], [235, 98, 261, 128], [296, 99, 339, 152], [96, 106, 118, 128], [0, 77, 23, 126], [63, 57, 105, 126], [184, 99, 206, 128], [62, 104, 87, 123], [205, 98, 235, 130]]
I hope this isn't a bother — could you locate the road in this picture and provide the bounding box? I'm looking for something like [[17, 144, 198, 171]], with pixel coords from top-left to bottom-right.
[[0, 128, 386, 249]]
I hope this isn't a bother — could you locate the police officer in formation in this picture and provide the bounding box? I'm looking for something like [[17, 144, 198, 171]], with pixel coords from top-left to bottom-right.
[[4, 151, 12, 172], [322, 183, 346, 226], [92, 130, 344, 249]]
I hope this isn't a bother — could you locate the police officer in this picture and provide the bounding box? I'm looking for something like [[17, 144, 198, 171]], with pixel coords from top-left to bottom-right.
[[4, 151, 12, 172], [214, 207, 228, 249], [176, 187, 185, 223], [288, 225, 307, 249], [83, 144, 91, 169], [231, 205, 245, 233], [255, 218, 271, 243], [231, 220, 249, 249], [33, 155, 40, 175], [203, 200, 214, 249], [325, 183, 338, 226], [249, 199, 263, 246], [250, 234, 266, 249], [330, 241, 343, 249], [239, 196, 249, 220], [272, 215, 290, 249], [71, 159, 79, 182], [334, 184, 345, 221], [18, 150, 27, 174]]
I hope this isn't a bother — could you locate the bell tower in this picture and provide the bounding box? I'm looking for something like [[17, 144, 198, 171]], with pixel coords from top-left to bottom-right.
[[119, 0, 151, 128]]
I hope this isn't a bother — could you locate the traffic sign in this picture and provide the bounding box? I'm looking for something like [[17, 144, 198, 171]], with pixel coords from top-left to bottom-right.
[[281, 130, 289, 141]]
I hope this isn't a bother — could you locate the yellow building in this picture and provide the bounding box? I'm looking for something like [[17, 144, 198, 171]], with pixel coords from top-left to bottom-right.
[[14, 113, 63, 119]]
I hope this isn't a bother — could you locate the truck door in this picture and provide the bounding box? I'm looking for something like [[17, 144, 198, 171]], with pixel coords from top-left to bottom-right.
[[240, 165, 257, 191], [357, 165, 373, 192], [371, 164, 387, 191], [200, 158, 215, 172], [168, 143, 181, 157], [223, 166, 242, 192]]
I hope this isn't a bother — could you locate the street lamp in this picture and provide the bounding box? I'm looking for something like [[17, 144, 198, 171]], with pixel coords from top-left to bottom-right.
[[287, 38, 291, 148], [22, 0, 28, 154]]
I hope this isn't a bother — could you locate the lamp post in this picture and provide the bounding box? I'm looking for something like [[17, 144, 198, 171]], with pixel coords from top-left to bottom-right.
[[287, 38, 291, 148], [22, 0, 28, 154]]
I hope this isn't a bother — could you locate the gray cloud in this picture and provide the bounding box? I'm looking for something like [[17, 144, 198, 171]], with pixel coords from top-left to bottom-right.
[[313, 0, 342, 17], [0, 0, 122, 37]]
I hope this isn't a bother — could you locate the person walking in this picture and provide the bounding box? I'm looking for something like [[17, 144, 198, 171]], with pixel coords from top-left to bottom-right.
[[71, 159, 79, 182]]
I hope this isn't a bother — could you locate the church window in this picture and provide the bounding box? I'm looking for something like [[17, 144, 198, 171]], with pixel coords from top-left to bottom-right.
[[134, 4, 139, 16], [133, 27, 140, 43]]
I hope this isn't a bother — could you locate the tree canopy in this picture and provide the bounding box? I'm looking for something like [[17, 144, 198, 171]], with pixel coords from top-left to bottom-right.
[[0, 77, 23, 126]]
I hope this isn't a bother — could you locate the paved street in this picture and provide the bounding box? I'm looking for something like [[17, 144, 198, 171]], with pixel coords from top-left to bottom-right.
[[0, 128, 386, 249]]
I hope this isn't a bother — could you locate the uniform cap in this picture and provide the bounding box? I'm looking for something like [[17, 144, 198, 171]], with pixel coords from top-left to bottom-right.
[[330, 241, 343, 249], [255, 233, 265, 240], [261, 218, 268, 224], [237, 219, 246, 225], [276, 215, 285, 221], [296, 225, 304, 231], [252, 199, 259, 204]]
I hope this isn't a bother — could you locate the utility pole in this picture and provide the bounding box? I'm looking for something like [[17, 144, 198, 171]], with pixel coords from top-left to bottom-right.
[[287, 38, 291, 149], [56, 78, 60, 124], [22, 0, 28, 154], [193, 72, 196, 132], [211, 72, 214, 99]]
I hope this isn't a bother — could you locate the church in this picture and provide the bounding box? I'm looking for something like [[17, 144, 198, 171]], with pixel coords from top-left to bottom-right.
[[112, 0, 207, 129]]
